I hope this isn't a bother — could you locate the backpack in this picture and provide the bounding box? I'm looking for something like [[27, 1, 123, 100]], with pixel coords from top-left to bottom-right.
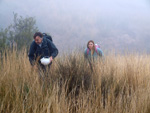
[[43, 33, 53, 42], [87, 44, 100, 55]]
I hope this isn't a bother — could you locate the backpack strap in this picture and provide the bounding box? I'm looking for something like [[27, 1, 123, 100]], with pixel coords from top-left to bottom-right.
[[87, 48, 89, 55], [95, 47, 99, 55], [45, 38, 50, 49]]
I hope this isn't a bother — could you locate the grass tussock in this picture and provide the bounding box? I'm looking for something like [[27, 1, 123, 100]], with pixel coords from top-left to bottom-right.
[[0, 49, 150, 113]]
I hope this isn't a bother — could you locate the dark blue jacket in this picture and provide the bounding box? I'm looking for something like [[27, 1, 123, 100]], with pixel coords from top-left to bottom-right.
[[28, 37, 58, 66]]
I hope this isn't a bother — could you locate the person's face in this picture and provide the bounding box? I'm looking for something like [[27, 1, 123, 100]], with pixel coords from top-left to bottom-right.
[[34, 36, 43, 45], [88, 42, 94, 50]]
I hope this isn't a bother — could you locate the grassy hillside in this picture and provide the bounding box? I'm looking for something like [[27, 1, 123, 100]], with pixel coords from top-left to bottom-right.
[[0, 49, 150, 113]]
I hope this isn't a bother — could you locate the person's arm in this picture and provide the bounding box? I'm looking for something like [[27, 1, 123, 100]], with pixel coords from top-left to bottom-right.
[[28, 42, 36, 66], [47, 40, 58, 61], [97, 48, 104, 57]]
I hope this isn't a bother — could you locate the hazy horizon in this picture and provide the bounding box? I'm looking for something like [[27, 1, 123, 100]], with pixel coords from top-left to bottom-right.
[[0, 0, 150, 53]]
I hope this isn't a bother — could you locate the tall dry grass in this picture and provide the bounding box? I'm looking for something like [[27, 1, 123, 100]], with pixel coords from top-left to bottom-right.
[[0, 49, 150, 113]]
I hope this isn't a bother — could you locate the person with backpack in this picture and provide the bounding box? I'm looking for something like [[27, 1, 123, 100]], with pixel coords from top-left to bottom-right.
[[28, 32, 58, 72], [84, 40, 103, 71], [84, 40, 103, 60]]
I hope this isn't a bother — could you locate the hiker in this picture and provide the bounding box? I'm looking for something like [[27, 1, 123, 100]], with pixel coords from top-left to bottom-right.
[[84, 40, 103, 60], [28, 32, 58, 73], [84, 40, 103, 71]]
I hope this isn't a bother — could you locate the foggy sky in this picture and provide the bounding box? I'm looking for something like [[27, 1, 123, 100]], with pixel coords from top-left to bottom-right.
[[0, 0, 150, 53], [1, 0, 150, 27]]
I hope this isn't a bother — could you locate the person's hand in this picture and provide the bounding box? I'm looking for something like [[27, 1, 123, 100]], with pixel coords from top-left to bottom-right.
[[50, 56, 53, 63]]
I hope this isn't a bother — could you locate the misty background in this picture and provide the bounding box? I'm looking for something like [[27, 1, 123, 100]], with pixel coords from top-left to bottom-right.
[[0, 0, 150, 53]]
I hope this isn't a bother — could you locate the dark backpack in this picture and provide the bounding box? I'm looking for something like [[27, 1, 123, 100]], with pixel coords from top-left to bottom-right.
[[43, 33, 53, 42]]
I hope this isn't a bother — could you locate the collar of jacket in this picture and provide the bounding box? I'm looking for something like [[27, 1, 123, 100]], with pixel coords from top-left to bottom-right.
[[34, 38, 47, 47]]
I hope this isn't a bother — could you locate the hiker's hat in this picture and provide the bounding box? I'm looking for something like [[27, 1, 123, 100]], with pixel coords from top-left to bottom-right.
[[40, 57, 50, 65]]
